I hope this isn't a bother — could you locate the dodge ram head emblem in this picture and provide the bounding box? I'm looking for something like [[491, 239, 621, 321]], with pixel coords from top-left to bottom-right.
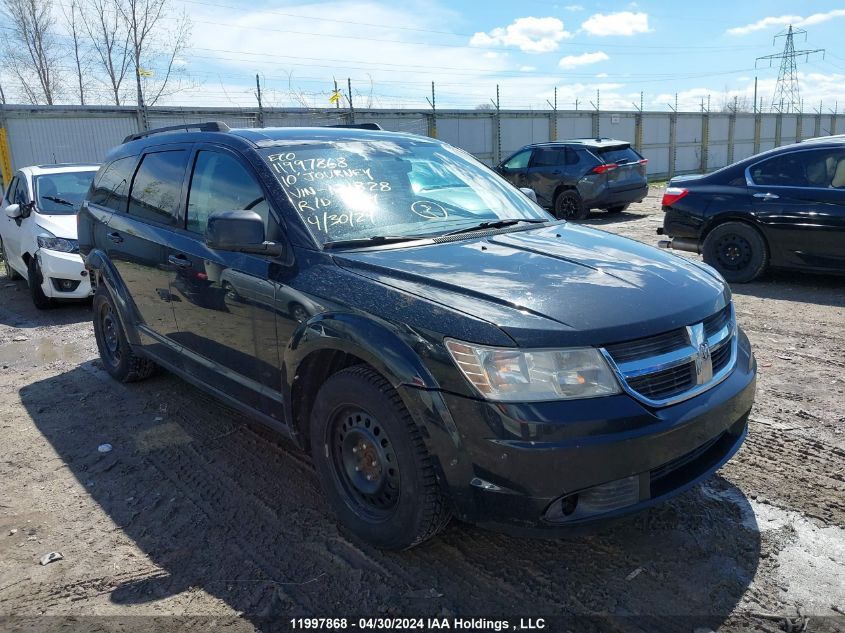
[[687, 323, 714, 384]]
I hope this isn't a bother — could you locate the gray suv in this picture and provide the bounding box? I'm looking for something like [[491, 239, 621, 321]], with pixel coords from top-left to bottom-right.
[[495, 138, 649, 220]]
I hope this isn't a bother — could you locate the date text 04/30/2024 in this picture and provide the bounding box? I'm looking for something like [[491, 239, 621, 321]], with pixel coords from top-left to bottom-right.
[[289, 617, 547, 631]]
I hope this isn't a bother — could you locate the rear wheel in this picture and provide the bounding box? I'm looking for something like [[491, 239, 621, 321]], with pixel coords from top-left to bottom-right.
[[702, 222, 768, 283], [310, 366, 450, 549], [606, 204, 628, 214], [93, 287, 155, 382], [554, 189, 589, 220], [27, 258, 54, 310], [0, 236, 22, 280]]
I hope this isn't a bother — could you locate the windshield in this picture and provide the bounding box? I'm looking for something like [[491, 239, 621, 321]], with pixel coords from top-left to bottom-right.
[[35, 171, 97, 215], [260, 138, 548, 245]]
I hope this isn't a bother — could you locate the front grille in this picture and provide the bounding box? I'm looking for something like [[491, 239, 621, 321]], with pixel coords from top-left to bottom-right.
[[602, 304, 736, 406], [627, 363, 695, 400], [604, 329, 688, 363]]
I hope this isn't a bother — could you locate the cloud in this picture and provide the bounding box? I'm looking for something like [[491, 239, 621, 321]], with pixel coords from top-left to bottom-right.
[[520, 65, 537, 72], [558, 51, 609, 69], [564, 4, 584, 10], [470, 16, 572, 53], [581, 11, 650, 36], [727, 9, 845, 35]]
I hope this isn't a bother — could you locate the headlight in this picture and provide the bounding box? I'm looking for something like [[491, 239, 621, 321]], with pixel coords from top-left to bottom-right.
[[37, 235, 78, 253], [445, 339, 621, 402]]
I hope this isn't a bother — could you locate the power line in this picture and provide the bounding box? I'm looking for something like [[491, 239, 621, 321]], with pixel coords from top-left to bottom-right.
[[756, 25, 824, 113]]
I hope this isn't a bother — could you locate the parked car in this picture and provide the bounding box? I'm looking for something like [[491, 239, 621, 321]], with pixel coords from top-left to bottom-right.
[[79, 122, 755, 549], [495, 138, 649, 220], [659, 137, 845, 282], [0, 164, 99, 308]]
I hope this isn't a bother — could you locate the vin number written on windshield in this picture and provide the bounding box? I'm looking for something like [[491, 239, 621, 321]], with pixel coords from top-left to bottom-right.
[[267, 151, 392, 234]]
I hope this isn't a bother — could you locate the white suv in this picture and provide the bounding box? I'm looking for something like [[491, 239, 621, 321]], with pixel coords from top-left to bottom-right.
[[0, 164, 99, 309]]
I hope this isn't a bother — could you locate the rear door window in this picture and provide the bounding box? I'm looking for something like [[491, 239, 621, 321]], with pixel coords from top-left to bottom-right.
[[531, 148, 564, 168], [186, 150, 269, 234], [596, 145, 641, 164], [750, 149, 845, 188], [89, 156, 137, 211], [128, 150, 189, 226]]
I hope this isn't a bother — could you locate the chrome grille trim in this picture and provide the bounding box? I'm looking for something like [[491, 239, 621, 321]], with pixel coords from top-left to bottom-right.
[[600, 304, 737, 408]]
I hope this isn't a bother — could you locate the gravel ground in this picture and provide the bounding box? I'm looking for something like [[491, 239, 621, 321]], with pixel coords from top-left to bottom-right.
[[0, 189, 843, 632]]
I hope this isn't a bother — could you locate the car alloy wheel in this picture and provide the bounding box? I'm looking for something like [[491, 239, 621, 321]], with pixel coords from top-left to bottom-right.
[[328, 406, 401, 520]]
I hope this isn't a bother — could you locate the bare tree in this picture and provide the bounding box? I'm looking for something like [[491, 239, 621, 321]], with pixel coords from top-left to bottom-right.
[[61, 0, 88, 104], [81, 0, 132, 105], [118, 0, 192, 109], [1, 0, 63, 104], [718, 92, 753, 113]]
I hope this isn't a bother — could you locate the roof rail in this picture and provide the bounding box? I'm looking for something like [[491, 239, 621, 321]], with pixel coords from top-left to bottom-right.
[[327, 123, 383, 131], [123, 121, 231, 144]]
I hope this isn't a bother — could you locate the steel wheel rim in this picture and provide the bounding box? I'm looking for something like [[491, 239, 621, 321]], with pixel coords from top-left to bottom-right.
[[715, 234, 752, 271], [328, 406, 401, 520], [99, 303, 122, 367]]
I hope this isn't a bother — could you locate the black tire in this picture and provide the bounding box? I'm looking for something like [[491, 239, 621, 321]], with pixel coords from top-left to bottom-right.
[[606, 204, 628, 214], [92, 287, 155, 382], [0, 236, 22, 280], [702, 221, 768, 283], [554, 189, 589, 220], [27, 258, 54, 310], [310, 365, 451, 549]]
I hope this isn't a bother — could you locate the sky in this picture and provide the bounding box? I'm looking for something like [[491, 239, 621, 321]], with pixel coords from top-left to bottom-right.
[[29, 0, 845, 112]]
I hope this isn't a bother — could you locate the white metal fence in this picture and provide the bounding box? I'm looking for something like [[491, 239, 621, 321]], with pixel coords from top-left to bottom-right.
[[1, 104, 839, 185]]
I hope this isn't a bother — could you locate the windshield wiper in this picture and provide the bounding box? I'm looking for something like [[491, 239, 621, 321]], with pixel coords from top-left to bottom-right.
[[322, 235, 428, 250], [440, 218, 547, 237], [41, 195, 74, 207]]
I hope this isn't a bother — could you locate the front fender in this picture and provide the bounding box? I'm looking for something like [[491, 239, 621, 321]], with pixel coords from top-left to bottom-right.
[[285, 311, 439, 391], [85, 248, 143, 346]]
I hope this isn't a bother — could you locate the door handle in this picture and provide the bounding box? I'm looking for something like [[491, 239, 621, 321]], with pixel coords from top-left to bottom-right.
[[107, 231, 123, 243], [753, 192, 779, 200], [167, 254, 192, 268]]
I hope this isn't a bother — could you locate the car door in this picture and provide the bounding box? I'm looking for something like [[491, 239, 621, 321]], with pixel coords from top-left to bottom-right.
[[748, 147, 845, 271], [525, 147, 566, 207], [496, 149, 533, 189], [1, 175, 20, 271], [103, 146, 190, 366], [167, 144, 284, 417]]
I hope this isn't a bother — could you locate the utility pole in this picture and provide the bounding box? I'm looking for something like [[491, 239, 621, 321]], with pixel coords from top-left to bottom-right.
[[255, 74, 265, 128], [334, 79, 339, 109], [134, 65, 149, 132], [756, 25, 824, 114], [426, 81, 437, 138], [753, 76, 758, 113], [492, 84, 501, 163], [347, 77, 355, 124], [589, 89, 600, 138]]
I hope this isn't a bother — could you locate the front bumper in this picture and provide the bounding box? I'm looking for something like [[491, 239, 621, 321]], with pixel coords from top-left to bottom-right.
[[410, 329, 756, 534], [36, 249, 93, 299]]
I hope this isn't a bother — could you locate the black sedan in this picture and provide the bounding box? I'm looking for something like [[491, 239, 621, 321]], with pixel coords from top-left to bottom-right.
[[658, 136, 845, 282]]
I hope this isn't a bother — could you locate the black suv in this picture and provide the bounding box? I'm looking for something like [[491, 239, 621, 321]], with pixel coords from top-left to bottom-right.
[[659, 136, 845, 282], [495, 139, 649, 220], [79, 122, 756, 549]]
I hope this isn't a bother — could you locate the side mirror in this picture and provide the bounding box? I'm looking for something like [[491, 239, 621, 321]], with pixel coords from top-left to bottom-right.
[[5, 203, 21, 219], [519, 188, 538, 203], [206, 210, 284, 256]]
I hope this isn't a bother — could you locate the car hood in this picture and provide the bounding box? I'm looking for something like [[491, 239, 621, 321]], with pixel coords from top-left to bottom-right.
[[34, 212, 78, 239], [332, 223, 729, 348]]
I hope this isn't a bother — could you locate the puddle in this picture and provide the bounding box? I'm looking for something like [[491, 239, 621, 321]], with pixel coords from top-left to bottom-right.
[[0, 339, 87, 366]]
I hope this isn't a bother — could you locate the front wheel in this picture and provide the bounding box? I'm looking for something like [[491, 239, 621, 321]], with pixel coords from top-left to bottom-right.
[[310, 366, 451, 549], [92, 287, 156, 382], [554, 190, 589, 220], [702, 222, 768, 283], [27, 258, 54, 310]]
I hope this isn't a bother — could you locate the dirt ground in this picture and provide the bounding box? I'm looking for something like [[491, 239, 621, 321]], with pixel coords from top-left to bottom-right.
[[1, 189, 843, 633]]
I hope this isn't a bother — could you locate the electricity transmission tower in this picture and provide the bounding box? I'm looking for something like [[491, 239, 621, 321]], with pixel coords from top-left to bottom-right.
[[756, 25, 824, 113]]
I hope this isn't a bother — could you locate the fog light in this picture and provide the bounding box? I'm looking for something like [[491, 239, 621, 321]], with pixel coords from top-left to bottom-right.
[[51, 278, 81, 292]]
